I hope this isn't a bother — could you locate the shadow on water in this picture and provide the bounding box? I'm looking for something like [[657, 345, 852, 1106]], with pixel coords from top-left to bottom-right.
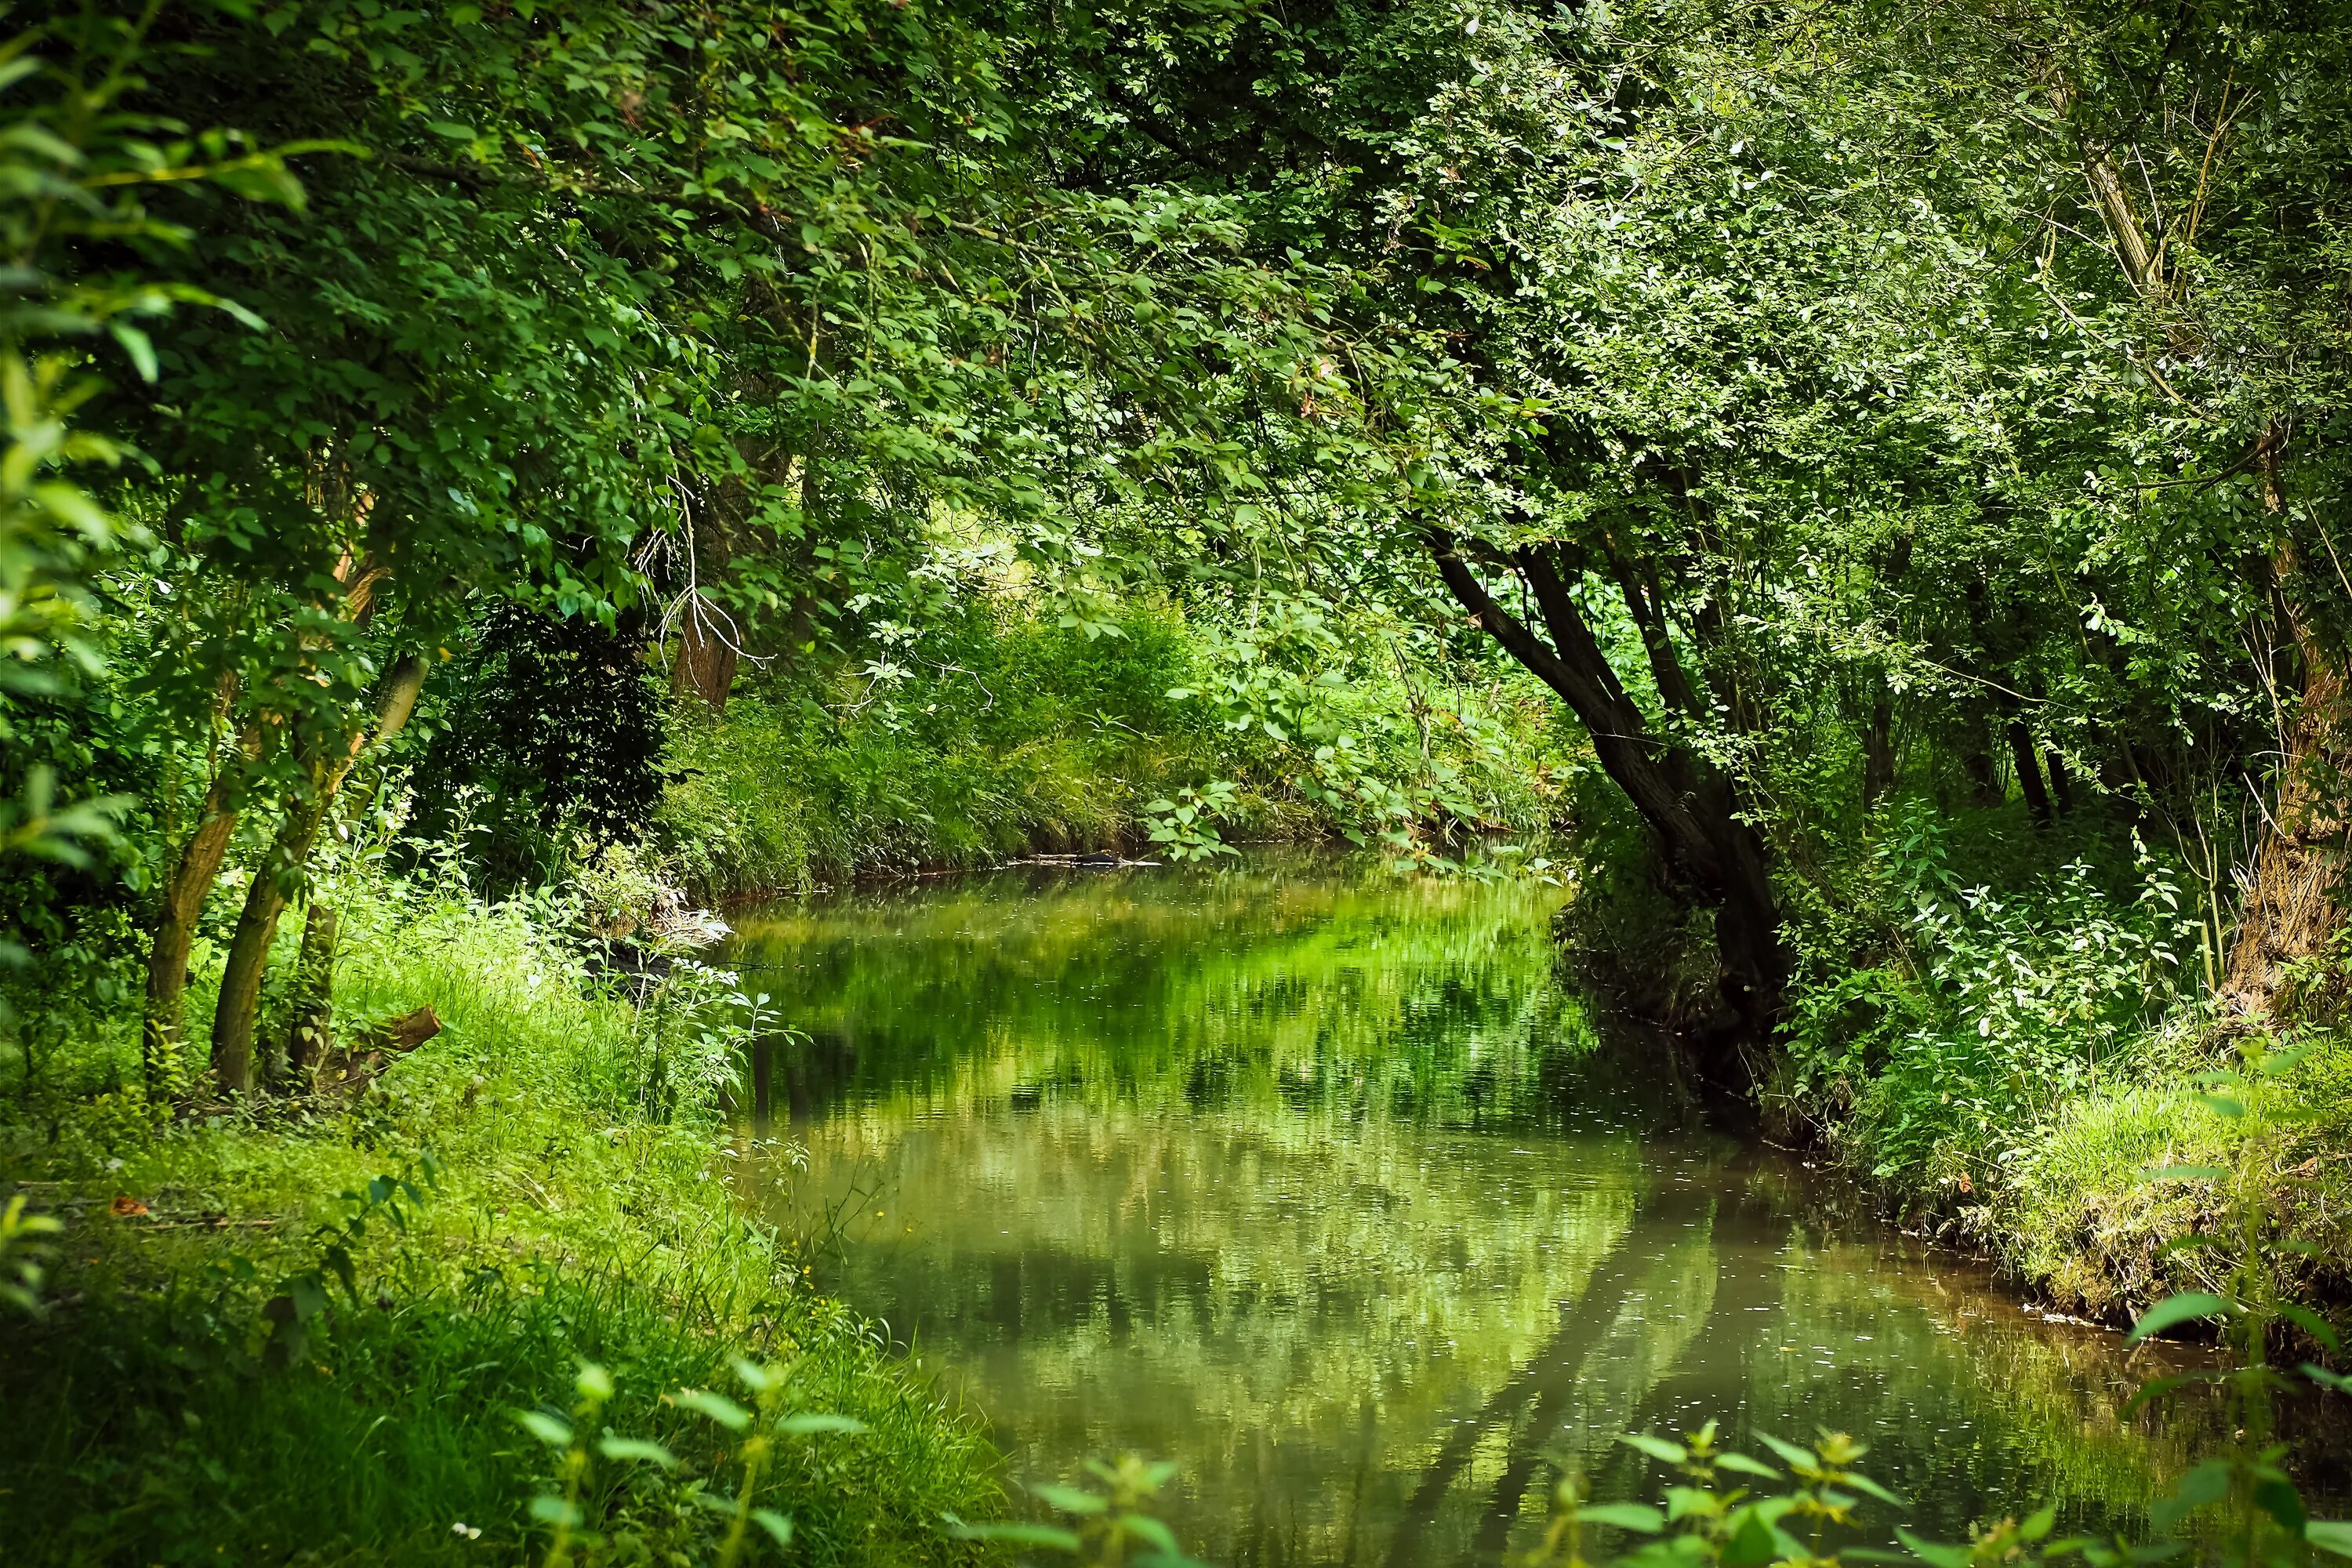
[[722, 850, 2223, 1568]]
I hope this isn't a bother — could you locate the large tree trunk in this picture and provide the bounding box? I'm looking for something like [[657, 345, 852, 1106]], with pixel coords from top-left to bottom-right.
[[1428, 530, 1788, 1073], [2227, 600, 2350, 1018], [1862, 687, 1896, 810], [2006, 718, 2053, 827], [210, 655, 426, 1094], [142, 672, 262, 1098], [671, 603, 739, 711]]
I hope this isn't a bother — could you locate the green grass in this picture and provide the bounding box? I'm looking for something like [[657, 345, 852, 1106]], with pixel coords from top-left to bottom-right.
[[0, 875, 999, 1566], [1985, 1033, 2352, 1320]]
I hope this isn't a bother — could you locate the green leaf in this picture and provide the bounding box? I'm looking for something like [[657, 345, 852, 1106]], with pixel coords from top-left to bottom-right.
[[2151, 1459, 2231, 1535], [1120, 1512, 1183, 1555], [2256, 1478, 2307, 1534], [1577, 1504, 1665, 1534], [2127, 1293, 2237, 1344], [750, 1508, 793, 1548], [1619, 1433, 1690, 1465], [530, 1495, 583, 1526], [673, 1388, 750, 1430], [107, 321, 156, 383], [2022, 1507, 2056, 1542], [1844, 1472, 1909, 1508], [2304, 1363, 2352, 1394], [2139, 1166, 2227, 1184], [514, 1410, 572, 1448], [1031, 1483, 1110, 1515], [946, 1521, 1085, 1551], [1895, 1528, 1973, 1568], [1714, 1453, 1781, 1480], [1751, 1430, 1815, 1469], [778, 1412, 866, 1436], [2307, 1522, 2352, 1559], [1722, 1510, 1781, 1568], [2280, 1303, 2340, 1352], [597, 1437, 675, 1467]]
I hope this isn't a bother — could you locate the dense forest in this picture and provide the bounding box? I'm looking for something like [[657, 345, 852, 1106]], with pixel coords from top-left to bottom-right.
[[6, 0, 2352, 1561]]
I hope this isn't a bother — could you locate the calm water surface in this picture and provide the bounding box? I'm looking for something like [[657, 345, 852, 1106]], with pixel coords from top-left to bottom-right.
[[725, 854, 2209, 1567]]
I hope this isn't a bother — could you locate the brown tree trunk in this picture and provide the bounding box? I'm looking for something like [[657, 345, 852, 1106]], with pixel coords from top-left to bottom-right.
[[1428, 530, 1788, 1071], [1863, 688, 1896, 810], [2045, 748, 2075, 815], [282, 900, 340, 1081], [671, 604, 739, 711], [142, 775, 240, 1098], [210, 655, 426, 1094], [2227, 624, 2350, 1018]]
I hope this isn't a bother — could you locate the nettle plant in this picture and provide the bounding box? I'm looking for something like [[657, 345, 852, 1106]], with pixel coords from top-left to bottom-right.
[[1144, 782, 1242, 863], [520, 1356, 866, 1567], [949, 1455, 1207, 1567]]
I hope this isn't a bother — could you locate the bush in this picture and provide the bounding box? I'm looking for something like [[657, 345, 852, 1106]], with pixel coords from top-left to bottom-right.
[[1777, 800, 2205, 1197]]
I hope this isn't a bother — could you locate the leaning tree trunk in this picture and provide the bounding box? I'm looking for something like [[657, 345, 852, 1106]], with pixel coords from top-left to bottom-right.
[[143, 768, 242, 1098], [142, 675, 263, 1098], [210, 655, 426, 1095], [1428, 529, 1788, 1073]]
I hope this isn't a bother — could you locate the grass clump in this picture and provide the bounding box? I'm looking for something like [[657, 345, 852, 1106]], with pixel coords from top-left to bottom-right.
[[1989, 1036, 2352, 1319], [0, 868, 996, 1566]]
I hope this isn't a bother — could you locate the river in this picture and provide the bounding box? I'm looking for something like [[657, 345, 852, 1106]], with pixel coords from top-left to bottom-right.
[[723, 851, 2208, 1567]]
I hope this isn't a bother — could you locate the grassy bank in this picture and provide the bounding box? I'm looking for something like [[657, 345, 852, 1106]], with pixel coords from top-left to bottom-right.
[[0, 872, 996, 1564], [1671, 796, 2352, 1330]]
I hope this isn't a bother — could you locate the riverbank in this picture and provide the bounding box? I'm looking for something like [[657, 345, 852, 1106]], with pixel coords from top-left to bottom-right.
[[0, 875, 997, 1564], [635, 601, 1572, 903], [1548, 789, 2352, 1336]]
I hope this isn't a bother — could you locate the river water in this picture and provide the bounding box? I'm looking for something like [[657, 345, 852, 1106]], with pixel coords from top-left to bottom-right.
[[724, 853, 2207, 1567]]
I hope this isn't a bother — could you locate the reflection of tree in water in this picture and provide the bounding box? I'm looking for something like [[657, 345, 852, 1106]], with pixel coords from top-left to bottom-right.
[[1383, 1167, 2209, 1567], [724, 859, 2209, 1568], [724, 854, 1618, 1129]]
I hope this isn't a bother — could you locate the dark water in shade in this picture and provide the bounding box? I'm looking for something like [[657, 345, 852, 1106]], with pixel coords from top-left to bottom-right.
[[724, 852, 2223, 1568]]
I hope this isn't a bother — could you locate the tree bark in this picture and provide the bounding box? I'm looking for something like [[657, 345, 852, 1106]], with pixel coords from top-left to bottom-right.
[[2045, 748, 2075, 815], [209, 655, 427, 1094], [143, 773, 241, 1098], [1863, 688, 1896, 811], [671, 604, 739, 711], [1428, 530, 1788, 1065], [2007, 719, 2053, 826], [2227, 601, 2351, 1018], [143, 677, 261, 1098], [282, 900, 340, 1081]]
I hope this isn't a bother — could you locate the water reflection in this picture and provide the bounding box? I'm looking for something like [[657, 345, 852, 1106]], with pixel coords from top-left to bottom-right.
[[725, 855, 2209, 1566]]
